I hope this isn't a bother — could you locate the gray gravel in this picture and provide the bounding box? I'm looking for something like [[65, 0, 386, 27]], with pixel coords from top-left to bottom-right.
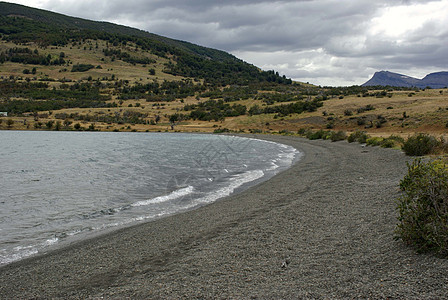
[[1, 135, 448, 299]]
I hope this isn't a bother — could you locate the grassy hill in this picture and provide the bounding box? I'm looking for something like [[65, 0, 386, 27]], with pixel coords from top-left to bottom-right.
[[0, 2, 447, 140]]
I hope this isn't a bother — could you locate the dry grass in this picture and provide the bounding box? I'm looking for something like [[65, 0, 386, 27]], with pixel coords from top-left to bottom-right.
[[0, 40, 185, 84]]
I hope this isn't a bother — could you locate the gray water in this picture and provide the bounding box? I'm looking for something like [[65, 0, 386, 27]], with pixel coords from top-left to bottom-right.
[[0, 131, 300, 266]]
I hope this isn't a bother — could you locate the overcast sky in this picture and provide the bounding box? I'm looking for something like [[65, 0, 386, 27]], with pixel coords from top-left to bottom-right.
[[3, 0, 448, 86]]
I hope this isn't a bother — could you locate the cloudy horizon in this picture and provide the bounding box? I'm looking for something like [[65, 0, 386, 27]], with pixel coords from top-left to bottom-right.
[[3, 0, 448, 86]]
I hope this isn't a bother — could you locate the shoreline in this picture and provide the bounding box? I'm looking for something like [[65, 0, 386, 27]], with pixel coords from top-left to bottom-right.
[[1, 135, 448, 298]]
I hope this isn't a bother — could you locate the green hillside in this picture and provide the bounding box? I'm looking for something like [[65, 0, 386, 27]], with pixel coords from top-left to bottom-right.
[[0, 2, 291, 85]]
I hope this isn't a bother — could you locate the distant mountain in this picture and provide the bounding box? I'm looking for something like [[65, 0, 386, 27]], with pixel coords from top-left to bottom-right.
[[362, 71, 448, 88], [420, 72, 448, 88]]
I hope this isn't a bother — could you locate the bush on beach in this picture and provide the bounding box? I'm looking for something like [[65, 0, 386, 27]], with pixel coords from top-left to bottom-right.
[[396, 158, 448, 256], [329, 130, 346, 142], [301, 129, 446, 156], [347, 131, 369, 143], [402, 133, 439, 156]]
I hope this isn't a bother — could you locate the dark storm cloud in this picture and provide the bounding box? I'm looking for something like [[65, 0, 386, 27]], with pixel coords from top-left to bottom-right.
[[44, 0, 377, 51], [33, 0, 448, 85]]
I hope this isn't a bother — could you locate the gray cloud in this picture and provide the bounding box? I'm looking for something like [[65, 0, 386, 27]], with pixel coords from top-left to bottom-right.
[[22, 0, 448, 85]]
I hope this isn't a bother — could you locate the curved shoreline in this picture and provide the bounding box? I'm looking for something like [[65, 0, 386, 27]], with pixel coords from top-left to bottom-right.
[[1, 135, 448, 299]]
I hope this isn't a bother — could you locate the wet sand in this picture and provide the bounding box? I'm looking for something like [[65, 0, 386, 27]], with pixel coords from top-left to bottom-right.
[[1, 135, 448, 299]]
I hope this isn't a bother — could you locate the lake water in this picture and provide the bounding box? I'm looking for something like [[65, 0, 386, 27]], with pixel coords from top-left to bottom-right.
[[0, 131, 300, 266]]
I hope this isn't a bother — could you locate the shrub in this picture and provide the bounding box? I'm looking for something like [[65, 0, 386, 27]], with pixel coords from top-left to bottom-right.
[[297, 128, 307, 135], [329, 131, 346, 142], [380, 139, 395, 148], [6, 119, 14, 128], [249, 128, 262, 134], [366, 137, 383, 146], [357, 104, 375, 113], [45, 120, 54, 129], [436, 138, 448, 154], [306, 129, 327, 140], [356, 118, 366, 126], [214, 128, 231, 133], [396, 159, 448, 256], [380, 135, 405, 148], [279, 129, 292, 135], [347, 131, 369, 143], [71, 64, 95, 72], [402, 133, 439, 156]]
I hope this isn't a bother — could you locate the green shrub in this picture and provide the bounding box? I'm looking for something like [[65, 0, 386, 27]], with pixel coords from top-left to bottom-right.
[[249, 128, 262, 134], [279, 129, 292, 135], [396, 159, 448, 256], [402, 133, 439, 156], [347, 131, 369, 143], [387, 135, 405, 144], [366, 137, 383, 146], [380, 139, 395, 148], [380, 135, 405, 148], [357, 118, 366, 126], [330, 131, 346, 142], [306, 129, 327, 140], [214, 128, 231, 133], [71, 64, 95, 72], [297, 128, 307, 135]]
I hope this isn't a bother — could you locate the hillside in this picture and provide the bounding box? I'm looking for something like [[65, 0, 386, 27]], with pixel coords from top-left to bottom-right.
[[363, 71, 448, 89], [0, 2, 294, 86], [0, 2, 243, 62], [0, 2, 447, 138]]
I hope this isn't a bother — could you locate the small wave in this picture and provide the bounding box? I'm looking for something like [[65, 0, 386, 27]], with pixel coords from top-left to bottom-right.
[[43, 237, 58, 246], [192, 169, 265, 205], [266, 162, 279, 171], [1, 237, 58, 266], [0, 248, 38, 265], [132, 185, 194, 207]]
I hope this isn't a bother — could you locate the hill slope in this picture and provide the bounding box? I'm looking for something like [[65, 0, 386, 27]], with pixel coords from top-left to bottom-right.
[[0, 2, 233, 61], [0, 2, 291, 86], [363, 71, 448, 88]]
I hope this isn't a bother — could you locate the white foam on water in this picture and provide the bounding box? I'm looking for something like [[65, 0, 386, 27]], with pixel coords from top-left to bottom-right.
[[0, 237, 59, 265], [0, 248, 39, 265], [266, 162, 280, 171], [131, 186, 194, 207], [43, 237, 59, 246], [192, 169, 265, 206]]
